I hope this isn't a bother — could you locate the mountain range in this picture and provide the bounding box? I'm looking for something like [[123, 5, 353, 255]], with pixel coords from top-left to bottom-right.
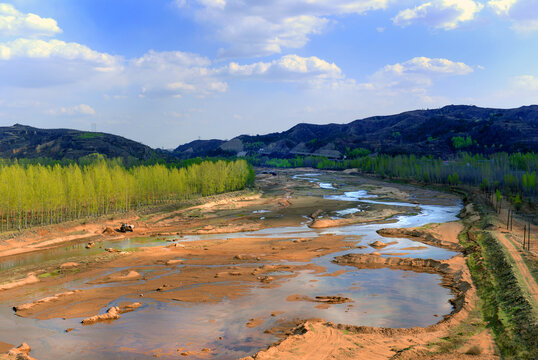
[[1, 105, 537, 161], [174, 105, 538, 159]]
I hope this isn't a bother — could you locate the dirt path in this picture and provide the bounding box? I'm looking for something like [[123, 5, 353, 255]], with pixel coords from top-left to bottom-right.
[[492, 228, 538, 302], [491, 205, 538, 304]]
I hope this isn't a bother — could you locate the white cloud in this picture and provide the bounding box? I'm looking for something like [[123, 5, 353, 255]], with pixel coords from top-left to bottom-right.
[[366, 57, 473, 91], [0, 3, 61, 38], [0, 38, 119, 71], [0, 4, 121, 87], [488, 0, 538, 32], [179, 0, 390, 57], [489, 0, 518, 14], [225, 54, 342, 80], [512, 75, 538, 90], [393, 0, 484, 30], [128, 50, 228, 98], [384, 57, 474, 75], [48, 104, 96, 116]]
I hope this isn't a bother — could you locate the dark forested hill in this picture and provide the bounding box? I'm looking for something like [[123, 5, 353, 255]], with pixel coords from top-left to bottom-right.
[[2, 105, 537, 162], [0, 124, 159, 161], [174, 105, 538, 159]]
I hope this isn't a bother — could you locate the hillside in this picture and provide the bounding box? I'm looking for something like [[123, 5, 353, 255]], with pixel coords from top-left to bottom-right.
[[174, 105, 538, 159], [0, 124, 159, 161]]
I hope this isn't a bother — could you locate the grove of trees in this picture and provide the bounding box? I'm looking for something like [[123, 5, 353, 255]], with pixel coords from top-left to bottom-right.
[[250, 152, 537, 208], [0, 159, 254, 232]]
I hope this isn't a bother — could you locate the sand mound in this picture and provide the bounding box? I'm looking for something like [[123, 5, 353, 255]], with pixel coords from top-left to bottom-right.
[[14, 291, 81, 315], [88, 270, 142, 284], [377, 228, 463, 251], [246, 318, 264, 328], [82, 302, 142, 325], [59, 262, 79, 270], [0, 274, 39, 291], [369, 241, 388, 249], [102, 227, 116, 235], [2, 343, 37, 360], [309, 209, 400, 228], [81, 306, 120, 325]]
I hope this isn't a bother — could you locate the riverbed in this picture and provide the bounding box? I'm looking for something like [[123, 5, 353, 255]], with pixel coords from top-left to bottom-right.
[[0, 171, 463, 359]]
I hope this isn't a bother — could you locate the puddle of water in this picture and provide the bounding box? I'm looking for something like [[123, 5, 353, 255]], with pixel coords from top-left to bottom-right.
[[318, 182, 336, 189], [334, 208, 362, 216], [0, 236, 173, 272]]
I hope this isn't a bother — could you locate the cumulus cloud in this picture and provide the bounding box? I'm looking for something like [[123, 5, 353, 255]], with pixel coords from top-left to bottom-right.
[[488, 0, 538, 32], [128, 50, 227, 98], [0, 38, 119, 71], [129, 52, 346, 98], [0, 3, 61, 38], [488, 0, 518, 14], [0, 4, 121, 87], [178, 0, 390, 57], [47, 104, 96, 116], [393, 0, 484, 30], [383, 57, 474, 75], [225, 54, 342, 80], [366, 57, 474, 91]]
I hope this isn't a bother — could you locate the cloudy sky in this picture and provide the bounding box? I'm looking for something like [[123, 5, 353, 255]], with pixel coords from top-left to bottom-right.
[[0, 0, 536, 148]]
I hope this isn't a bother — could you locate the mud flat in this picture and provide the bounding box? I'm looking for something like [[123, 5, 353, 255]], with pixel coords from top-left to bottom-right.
[[0, 169, 491, 360]]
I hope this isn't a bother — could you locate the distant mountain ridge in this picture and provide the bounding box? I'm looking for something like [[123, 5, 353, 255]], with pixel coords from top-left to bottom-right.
[[1, 105, 537, 162], [173, 105, 538, 159], [0, 124, 159, 161]]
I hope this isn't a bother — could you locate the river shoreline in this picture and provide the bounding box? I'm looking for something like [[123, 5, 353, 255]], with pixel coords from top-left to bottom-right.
[[0, 169, 498, 360]]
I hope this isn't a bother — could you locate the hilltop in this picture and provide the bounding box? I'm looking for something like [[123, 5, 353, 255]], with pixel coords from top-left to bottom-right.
[[0, 124, 160, 161], [174, 105, 538, 159], [1, 105, 537, 162]]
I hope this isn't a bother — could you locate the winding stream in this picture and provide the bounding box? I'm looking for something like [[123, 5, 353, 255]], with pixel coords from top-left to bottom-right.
[[0, 172, 462, 359]]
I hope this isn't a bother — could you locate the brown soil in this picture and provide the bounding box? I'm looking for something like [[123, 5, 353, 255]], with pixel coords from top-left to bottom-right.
[[246, 318, 264, 328], [0, 274, 39, 291], [0, 344, 12, 354], [81, 302, 142, 325], [309, 208, 401, 228], [0, 169, 495, 359], [0, 343, 36, 360], [241, 196, 499, 360], [377, 222, 464, 251], [9, 233, 341, 320]]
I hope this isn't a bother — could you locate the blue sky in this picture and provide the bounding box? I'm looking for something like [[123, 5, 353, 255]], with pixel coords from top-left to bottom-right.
[[0, 0, 537, 148]]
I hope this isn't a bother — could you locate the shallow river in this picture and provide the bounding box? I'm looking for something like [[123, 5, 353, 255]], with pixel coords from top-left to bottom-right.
[[0, 173, 462, 359]]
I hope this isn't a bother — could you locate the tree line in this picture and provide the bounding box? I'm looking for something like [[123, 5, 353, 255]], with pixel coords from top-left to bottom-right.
[[250, 152, 537, 209], [0, 159, 254, 232]]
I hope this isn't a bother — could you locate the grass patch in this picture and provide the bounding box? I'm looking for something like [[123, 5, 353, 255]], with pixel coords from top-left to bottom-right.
[[428, 304, 485, 354], [460, 196, 538, 359], [77, 132, 104, 140], [38, 270, 60, 278]]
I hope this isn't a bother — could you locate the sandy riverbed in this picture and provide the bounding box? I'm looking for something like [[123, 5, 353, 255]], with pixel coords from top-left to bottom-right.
[[0, 169, 498, 359]]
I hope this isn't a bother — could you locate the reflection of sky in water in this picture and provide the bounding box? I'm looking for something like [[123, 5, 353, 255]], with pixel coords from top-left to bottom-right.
[[0, 268, 452, 360], [252, 210, 270, 214], [0, 171, 462, 360], [334, 207, 362, 216], [318, 182, 336, 189]]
